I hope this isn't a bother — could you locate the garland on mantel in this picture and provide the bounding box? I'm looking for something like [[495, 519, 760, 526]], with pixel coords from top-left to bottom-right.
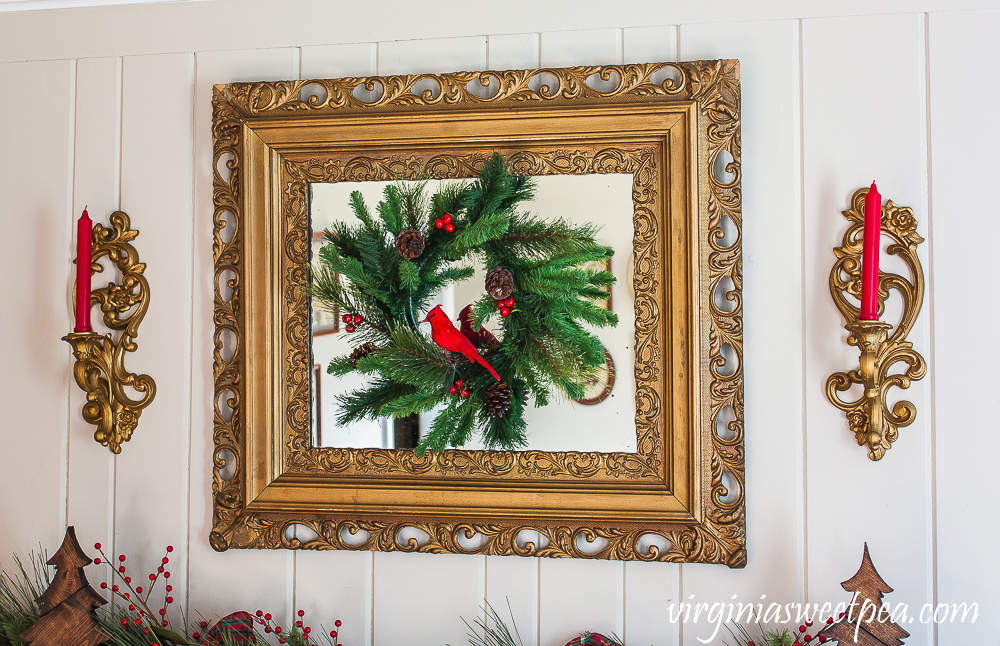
[[0, 543, 344, 646]]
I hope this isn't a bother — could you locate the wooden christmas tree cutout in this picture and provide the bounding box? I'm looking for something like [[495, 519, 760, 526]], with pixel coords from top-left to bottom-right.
[[817, 543, 909, 646], [19, 527, 106, 646]]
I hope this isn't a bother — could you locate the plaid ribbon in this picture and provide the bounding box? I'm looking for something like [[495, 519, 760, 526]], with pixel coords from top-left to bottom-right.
[[564, 633, 617, 646], [203, 611, 256, 646]]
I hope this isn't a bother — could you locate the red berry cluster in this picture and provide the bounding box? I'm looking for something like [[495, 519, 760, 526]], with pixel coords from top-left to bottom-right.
[[192, 619, 209, 641], [434, 213, 455, 233], [745, 616, 835, 646], [252, 609, 342, 646], [497, 296, 515, 318], [94, 543, 175, 633], [792, 617, 832, 645], [447, 379, 470, 398], [341, 313, 364, 333]]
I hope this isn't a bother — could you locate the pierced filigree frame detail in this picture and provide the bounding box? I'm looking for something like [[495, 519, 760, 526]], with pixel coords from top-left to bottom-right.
[[212, 62, 744, 564]]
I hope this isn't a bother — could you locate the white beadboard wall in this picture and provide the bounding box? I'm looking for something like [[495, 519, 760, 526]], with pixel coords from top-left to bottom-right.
[[0, 1, 997, 644]]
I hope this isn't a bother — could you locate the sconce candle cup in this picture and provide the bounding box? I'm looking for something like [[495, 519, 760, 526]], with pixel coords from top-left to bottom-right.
[[826, 188, 926, 460], [63, 211, 155, 454]]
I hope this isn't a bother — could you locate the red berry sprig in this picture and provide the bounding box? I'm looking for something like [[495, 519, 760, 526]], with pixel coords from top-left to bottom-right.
[[192, 619, 211, 642], [497, 296, 515, 317], [93, 542, 176, 633], [252, 609, 341, 646], [435, 213, 456, 233], [342, 313, 364, 333], [738, 616, 830, 646], [787, 618, 827, 646], [253, 611, 284, 641], [446, 379, 471, 398]]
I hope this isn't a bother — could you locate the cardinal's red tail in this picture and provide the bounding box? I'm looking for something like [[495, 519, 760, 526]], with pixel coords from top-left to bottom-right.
[[473, 353, 500, 381]]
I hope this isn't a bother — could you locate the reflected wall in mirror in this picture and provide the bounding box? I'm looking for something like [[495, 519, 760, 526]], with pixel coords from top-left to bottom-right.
[[309, 173, 635, 454], [212, 61, 745, 564]]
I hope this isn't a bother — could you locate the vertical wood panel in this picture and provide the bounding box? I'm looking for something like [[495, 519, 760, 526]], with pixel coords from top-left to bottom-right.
[[488, 33, 539, 70], [294, 550, 373, 646], [293, 43, 377, 646], [540, 28, 622, 67], [373, 552, 485, 645], [538, 558, 623, 645], [0, 58, 75, 562], [300, 43, 376, 79], [365, 34, 490, 644], [535, 26, 629, 646], [66, 55, 121, 553], [377, 36, 487, 75], [187, 47, 299, 625], [482, 29, 539, 625], [624, 562, 678, 646], [928, 8, 1000, 643], [623, 25, 677, 63], [478, 3, 540, 602], [114, 51, 194, 616], [679, 19, 804, 641], [486, 555, 538, 646], [802, 14, 932, 644]]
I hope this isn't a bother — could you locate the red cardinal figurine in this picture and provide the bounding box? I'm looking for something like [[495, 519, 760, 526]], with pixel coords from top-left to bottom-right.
[[458, 304, 499, 350], [422, 305, 500, 381]]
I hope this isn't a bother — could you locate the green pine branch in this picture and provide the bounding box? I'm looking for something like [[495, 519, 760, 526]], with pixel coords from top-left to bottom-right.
[[0, 553, 49, 646]]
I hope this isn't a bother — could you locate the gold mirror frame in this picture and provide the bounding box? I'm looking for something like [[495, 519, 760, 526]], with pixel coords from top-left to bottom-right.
[[211, 61, 744, 565]]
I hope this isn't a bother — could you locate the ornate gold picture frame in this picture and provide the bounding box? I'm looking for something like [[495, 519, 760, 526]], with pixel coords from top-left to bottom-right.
[[211, 61, 744, 565]]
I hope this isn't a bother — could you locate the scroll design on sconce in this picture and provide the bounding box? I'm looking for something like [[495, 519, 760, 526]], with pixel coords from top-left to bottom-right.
[[826, 189, 926, 460], [63, 211, 155, 453]]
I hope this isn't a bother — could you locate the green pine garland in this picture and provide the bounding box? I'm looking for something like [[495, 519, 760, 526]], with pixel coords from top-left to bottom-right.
[[0, 551, 342, 646], [311, 153, 618, 453], [0, 554, 49, 646]]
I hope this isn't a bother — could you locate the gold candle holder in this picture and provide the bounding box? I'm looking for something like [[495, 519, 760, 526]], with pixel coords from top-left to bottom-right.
[[826, 189, 926, 461], [63, 211, 155, 453]]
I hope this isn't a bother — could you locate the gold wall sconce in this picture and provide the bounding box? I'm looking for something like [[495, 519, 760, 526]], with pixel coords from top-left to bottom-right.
[[63, 211, 155, 453], [826, 188, 926, 460]]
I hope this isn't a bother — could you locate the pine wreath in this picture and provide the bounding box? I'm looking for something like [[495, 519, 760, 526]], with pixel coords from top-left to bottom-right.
[[311, 153, 618, 453]]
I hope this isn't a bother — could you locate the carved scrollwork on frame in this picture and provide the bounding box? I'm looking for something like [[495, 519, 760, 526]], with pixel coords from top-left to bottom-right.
[[212, 61, 744, 564], [211, 515, 743, 567], [826, 189, 926, 460], [224, 65, 694, 118], [280, 148, 661, 481]]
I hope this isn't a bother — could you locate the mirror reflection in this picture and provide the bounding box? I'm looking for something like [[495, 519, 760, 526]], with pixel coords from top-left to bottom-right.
[[309, 173, 636, 453]]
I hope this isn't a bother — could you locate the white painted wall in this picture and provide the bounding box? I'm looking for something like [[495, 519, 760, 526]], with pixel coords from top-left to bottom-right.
[[0, 1, 997, 644]]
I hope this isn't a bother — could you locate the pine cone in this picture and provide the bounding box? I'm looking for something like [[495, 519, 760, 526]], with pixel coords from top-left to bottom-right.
[[484, 381, 513, 418], [485, 267, 514, 300], [349, 342, 376, 367], [395, 228, 425, 259]]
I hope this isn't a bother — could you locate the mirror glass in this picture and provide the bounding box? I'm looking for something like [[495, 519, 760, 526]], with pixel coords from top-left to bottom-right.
[[308, 173, 637, 453]]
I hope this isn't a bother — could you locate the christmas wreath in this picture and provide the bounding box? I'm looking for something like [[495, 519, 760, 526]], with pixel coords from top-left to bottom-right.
[[311, 153, 618, 453]]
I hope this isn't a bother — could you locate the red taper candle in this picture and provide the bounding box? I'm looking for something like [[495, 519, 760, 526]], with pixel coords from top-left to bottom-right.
[[859, 182, 881, 321], [74, 207, 93, 332]]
